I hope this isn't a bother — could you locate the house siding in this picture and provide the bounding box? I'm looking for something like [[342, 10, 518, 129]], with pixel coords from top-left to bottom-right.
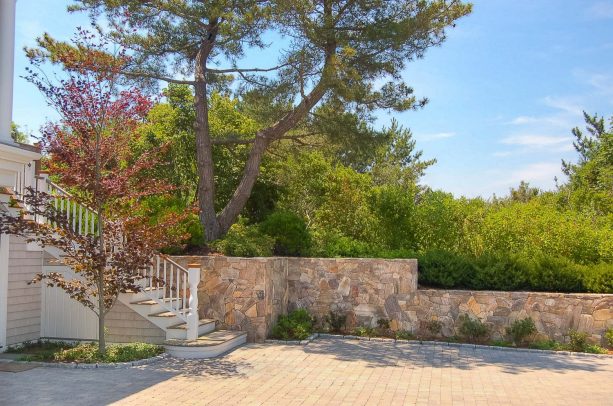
[[105, 301, 165, 345], [6, 235, 43, 346]]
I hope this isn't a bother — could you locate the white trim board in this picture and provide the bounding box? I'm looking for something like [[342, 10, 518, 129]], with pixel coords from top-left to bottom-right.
[[0, 234, 9, 351]]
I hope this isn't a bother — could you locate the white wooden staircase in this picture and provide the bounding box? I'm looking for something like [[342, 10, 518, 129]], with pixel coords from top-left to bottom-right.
[[1, 161, 247, 358]]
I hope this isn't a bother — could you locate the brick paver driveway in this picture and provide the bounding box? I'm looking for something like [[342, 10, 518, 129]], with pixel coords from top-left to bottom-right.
[[1, 339, 612, 405]]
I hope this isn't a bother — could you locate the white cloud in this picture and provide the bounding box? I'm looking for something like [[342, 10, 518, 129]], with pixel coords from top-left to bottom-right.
[[418, 131, 456, 141], [492, 151, 513, 157], [499, 162, 562, 188], [501, 134, 571, 147], [586, 1, 613, 19]]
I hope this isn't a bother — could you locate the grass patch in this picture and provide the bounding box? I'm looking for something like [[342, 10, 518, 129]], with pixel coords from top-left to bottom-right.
[[9, 340, 163, 363]]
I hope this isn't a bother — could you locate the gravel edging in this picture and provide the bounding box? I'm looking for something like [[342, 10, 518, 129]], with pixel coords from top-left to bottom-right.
[[313, 334, 611, 358], [5, 352, 169, 369]]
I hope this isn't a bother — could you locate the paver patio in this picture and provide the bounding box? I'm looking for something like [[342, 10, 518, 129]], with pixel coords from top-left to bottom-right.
[[1, 339, 612, 405]]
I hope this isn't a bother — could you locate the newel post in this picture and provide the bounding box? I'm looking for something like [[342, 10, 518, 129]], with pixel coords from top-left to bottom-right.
[[186, 263, 201, 341]]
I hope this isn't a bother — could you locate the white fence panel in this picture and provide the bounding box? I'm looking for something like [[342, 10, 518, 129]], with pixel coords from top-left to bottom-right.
[[41, 266, 98, 341]]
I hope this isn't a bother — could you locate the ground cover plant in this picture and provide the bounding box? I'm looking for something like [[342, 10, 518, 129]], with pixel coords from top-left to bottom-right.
[[8, 340, 163, 363], [271, 309, 315, 340]]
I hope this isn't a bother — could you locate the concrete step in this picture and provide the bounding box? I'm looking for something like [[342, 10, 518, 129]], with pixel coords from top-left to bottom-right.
[[164, 330, 248, 359], [165, 318, 216, 340]]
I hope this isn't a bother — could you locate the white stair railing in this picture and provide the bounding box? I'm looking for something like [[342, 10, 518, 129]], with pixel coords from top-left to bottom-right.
[[12, 160, 200, 338], [139, 255, 191, 322]]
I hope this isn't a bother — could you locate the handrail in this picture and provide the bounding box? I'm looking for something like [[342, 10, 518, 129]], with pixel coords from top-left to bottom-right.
[[14, 159, 197, 332]]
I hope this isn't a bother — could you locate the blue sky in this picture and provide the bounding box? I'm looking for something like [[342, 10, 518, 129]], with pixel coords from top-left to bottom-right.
[[11, 1, 613, 198]]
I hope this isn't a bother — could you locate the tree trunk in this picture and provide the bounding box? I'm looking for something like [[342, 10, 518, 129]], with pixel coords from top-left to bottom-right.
[[215, 82, 329, 238], [194, 25, 220, 241], [194, 77, 218, 241], [97, 268, 106, 354]]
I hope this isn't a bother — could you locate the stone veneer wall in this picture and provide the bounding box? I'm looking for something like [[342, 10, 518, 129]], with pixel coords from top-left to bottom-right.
[[173, 256, 288, 342], [172, 256, 612, 344], [394, 290, 613, 344], [172, 257, 417, 342], [286, 258, 418, 328]]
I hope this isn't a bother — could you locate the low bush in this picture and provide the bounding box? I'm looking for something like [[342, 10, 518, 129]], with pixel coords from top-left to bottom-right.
[[505, 317, 537, 345], [395, 330, 415, 340], [14, 341, 163, 363], [529, 339, 564, 351], [260, 211, 312, 256], [567, 330, 590, 352], [458, 315, 489, 343], [271, 309, 314, 340], [324, 311, 347, 334], [606, 328, 613, 349], [417, 250, 612, 293], [212, 218, 274, 257], [353, 326, 376, 337], [424, 320, 443, 337], [417, 250, 476, 289]]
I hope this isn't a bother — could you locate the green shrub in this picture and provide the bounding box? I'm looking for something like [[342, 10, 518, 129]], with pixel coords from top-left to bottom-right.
[[353, 326, 376, 337], [16, 342, 163, 363], [416, 250, 611, 294], [605, 328, 613, 349], [417, 250, 476, 289], [260, 211, 312, 256], [567, 330, 590, 352], [458, 315, 489, 343], [582, 262, 613, 293], [212, 218, 274, 257], [424, 320, 443, 337], [505, 317, 537, 345], [271, 309, 314, 340], [324, 311, 347, 334], [529, 339, 564, 351], [473, 253, 529, 291], [526, 255, 585, 293], [377, 319, 390, 329], [395, 330, 415, 340]]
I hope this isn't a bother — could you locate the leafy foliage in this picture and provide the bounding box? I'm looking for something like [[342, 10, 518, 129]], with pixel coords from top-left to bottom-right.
[[324, 311, 347, 334], [458, 315, 489, 343], [505, 318, 537, 345], [14, 341, 163, 363], [211, 218, 274, 257], [2, 30, 182, 354], [260, 211, 311, 256], [271, 309, 314, 340], [605, 328, 613, 349]]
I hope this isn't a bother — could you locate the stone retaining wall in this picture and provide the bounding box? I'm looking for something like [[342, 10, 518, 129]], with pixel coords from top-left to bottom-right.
[[394, 290, 613, 344], [172, 256, 612, 344]]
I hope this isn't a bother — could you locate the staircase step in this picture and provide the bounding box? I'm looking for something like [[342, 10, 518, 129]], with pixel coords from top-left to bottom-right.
[[167, 318, 215, 330], [149, 310, 188, 318], [164, 330, 248, 359], [130, 298, 183, 306], [165, 318, 216, 340]]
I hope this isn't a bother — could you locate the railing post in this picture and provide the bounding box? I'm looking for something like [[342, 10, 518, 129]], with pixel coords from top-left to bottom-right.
[[186, 263, 201, 341]]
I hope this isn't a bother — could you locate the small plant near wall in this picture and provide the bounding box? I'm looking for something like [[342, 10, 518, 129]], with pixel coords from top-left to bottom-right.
[[566, 330, 607, 354], [458, 315, 489, 343], [271, 309, 314, 340], [324, 311, 347, 334], [505, 317, 537, 346], [353, 326, 376, 338], [425, 320, 443, 338], [395, 330, 416, 341], [605, 328, 613, 349], [376, 318, 394, 338]]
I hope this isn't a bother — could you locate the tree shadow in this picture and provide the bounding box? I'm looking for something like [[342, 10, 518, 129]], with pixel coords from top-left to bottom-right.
[[304, 338, 613, 375], [149, 355, 251, 378], [0, 353, 253, 406]]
